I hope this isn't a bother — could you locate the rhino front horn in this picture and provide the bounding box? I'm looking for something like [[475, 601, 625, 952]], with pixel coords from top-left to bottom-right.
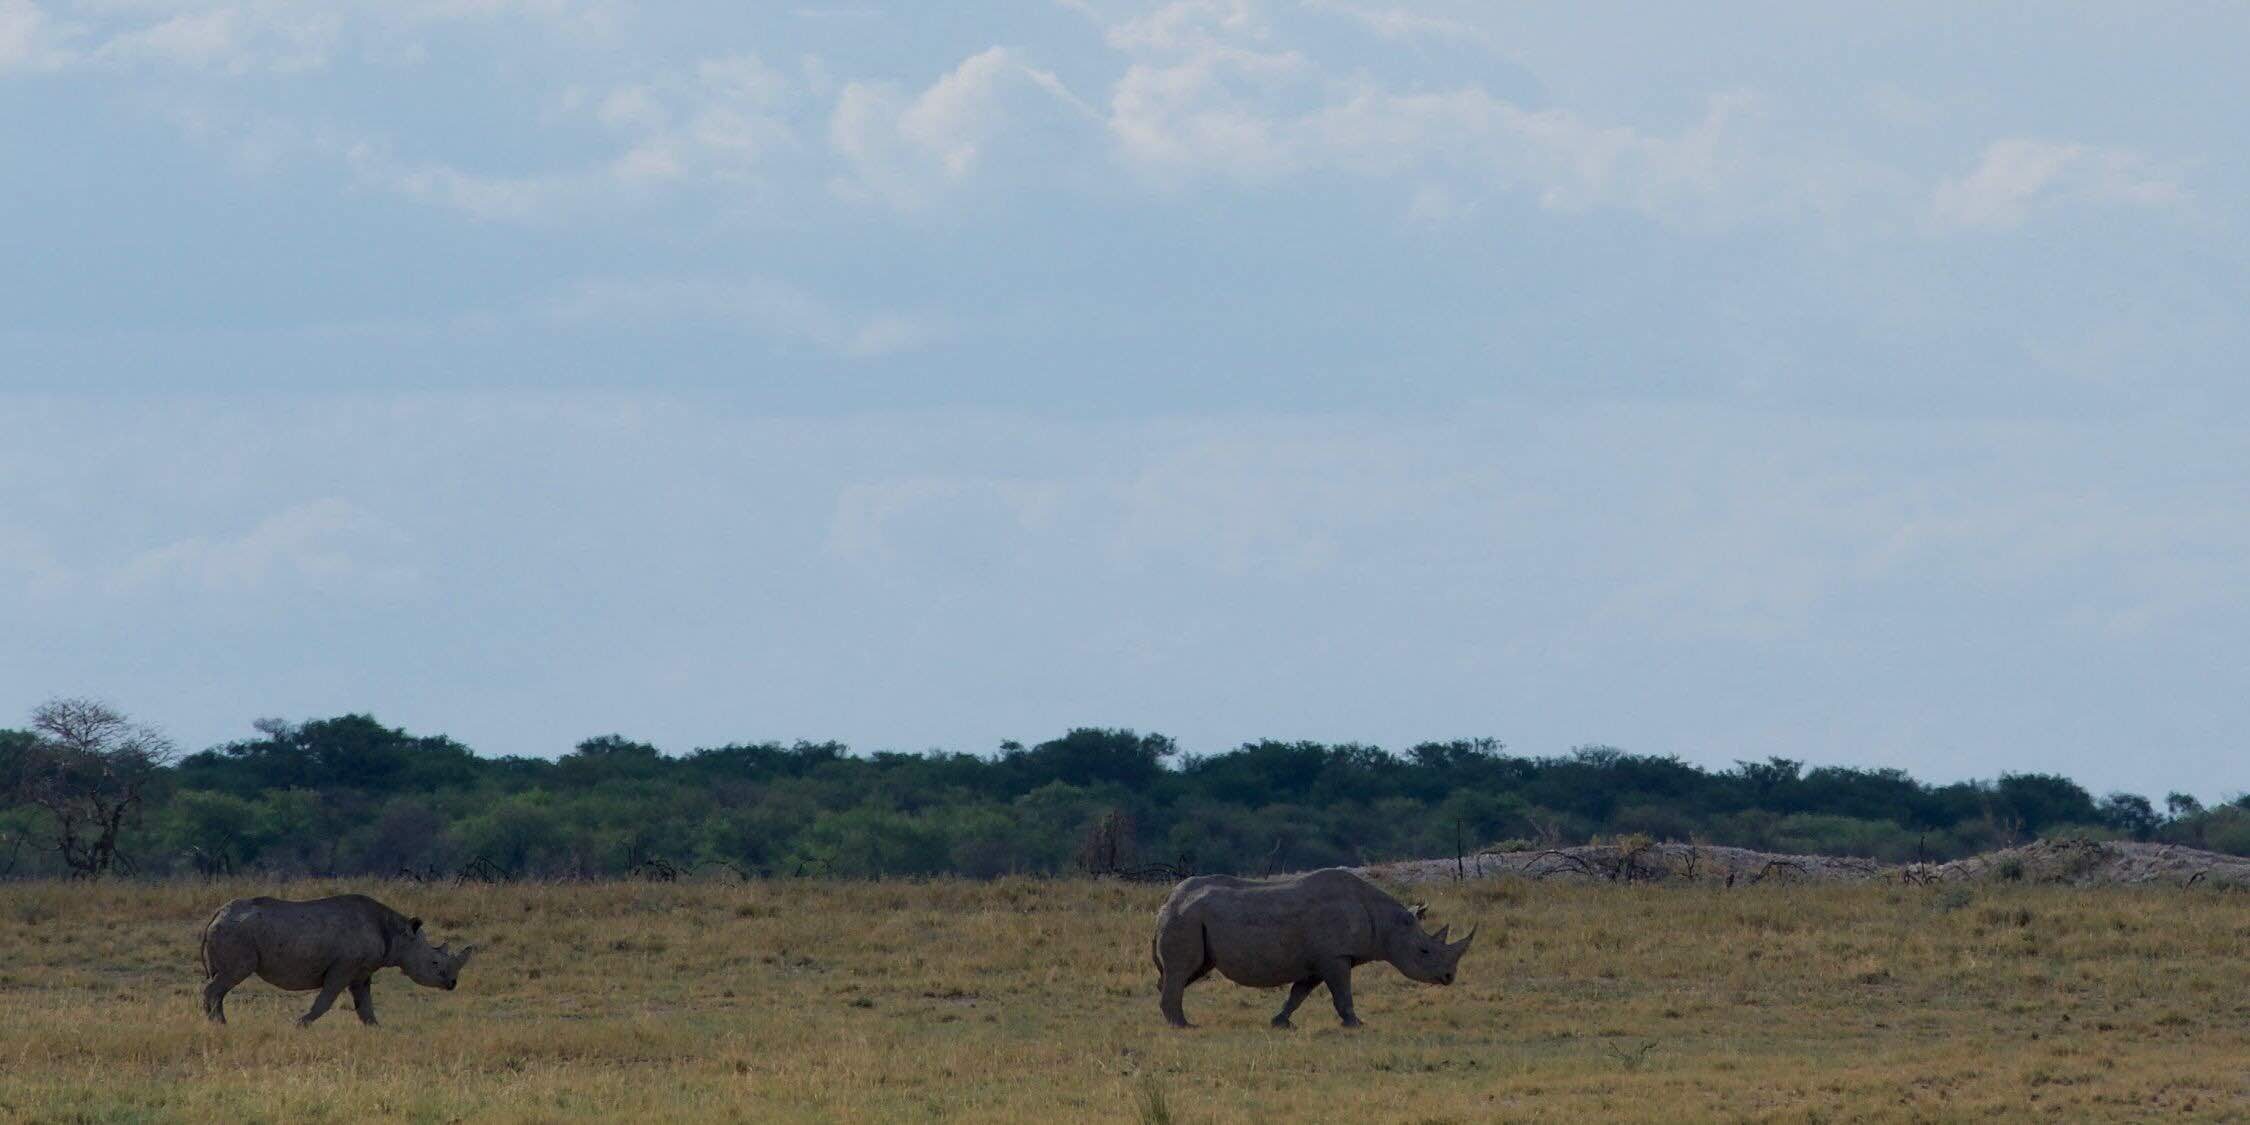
[[1450, 924, 1479, 954]]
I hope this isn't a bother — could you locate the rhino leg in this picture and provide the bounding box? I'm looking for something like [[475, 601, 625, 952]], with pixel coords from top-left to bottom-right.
[[201, 966, 250, 1025], [296, 968, 351, 1028], [1271, 977, 1319, 1029], [200, 935, 254, 1025], [1316, 959, 1361, 1028], [349, 978, 378, 1027], [1155, 921, 1212, 1029]]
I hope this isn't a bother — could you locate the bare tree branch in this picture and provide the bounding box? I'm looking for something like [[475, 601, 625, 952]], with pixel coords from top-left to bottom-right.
[[20, 698, 175, 879]]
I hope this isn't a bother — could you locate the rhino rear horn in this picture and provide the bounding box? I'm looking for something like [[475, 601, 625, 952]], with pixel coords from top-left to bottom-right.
[[1432, 924, 1451, 943]]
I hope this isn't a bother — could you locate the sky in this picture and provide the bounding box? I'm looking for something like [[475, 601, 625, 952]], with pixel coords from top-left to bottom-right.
[[3, 1, 2247, 799]]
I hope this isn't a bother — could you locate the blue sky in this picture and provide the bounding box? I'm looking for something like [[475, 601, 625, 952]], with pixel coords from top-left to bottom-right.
[[4, 1, 2246, 797]]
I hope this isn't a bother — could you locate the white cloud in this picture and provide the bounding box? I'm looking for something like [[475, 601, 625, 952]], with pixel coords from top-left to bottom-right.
[[1105, 0, 1263, 53], [342, 142, 578, 222], [579, 52, 799, 188], [392, 0, 618, 37], [1090, 4, 1912, 229], [1303, 0, 1487, 46], [13, 1, 2206, 244], [331, 50, 798, 223], [1933, 138, 2184, 230], [544, 276, 940, 358], [1107, 41, 1307, 181], [108, 498, 419, 596], [93, 4, 338, 74], [10, 0, 615, 76], [829, 45, 1095, 209], [1091, 0, 1309, 181], [171, 49, 798, 221], [0, 0, 73, 72]]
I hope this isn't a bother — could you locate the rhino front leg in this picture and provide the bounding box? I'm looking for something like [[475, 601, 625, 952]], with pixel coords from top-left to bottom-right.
[[296, 969, 351, 1028], [1316, 959, 1361, 1028], [1271, 977, 1319, 1029], [349, 978, 378, 1027]]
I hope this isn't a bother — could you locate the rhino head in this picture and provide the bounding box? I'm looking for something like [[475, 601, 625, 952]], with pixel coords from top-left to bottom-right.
[[1387, 918, 1477, 986], [395, 916, 477, 991]]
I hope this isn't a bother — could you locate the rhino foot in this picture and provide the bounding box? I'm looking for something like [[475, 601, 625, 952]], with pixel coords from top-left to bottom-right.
[[1270, 1017, 1294, 1030], [1338, 1017, 1364, 1029]]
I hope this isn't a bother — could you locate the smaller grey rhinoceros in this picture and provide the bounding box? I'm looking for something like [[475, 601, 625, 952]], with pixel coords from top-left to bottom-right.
[[1152, 867, 1475, 1028], [199, 894, 475, 1027]]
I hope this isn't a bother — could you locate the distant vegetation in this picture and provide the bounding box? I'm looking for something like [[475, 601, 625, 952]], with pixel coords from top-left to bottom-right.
[[3, 700, 2245, 879]]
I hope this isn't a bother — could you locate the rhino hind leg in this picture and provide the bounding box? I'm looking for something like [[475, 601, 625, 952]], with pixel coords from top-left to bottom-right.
[[1315, 958, 1361, 1028], [1271, 977, 1319, 1029], [201, 968, 250, 1024], [200, 934, 255, 1025], [348, 978, 378, 1027], [1155, 920, 1213, 1028]]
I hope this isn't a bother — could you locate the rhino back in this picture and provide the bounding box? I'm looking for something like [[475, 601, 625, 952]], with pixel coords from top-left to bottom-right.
[[1171, 869, 1392, 985], [207, 895, 406, 990]]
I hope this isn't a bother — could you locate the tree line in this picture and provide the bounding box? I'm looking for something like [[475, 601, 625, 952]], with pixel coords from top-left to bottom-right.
[[3, 698, 2245, 880]]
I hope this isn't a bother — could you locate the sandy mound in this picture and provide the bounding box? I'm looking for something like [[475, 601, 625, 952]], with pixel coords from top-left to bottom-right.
[[1361, 841, 1890, 887], [1916, 838, 2250, 889], [1358, 837, 2250, 889]]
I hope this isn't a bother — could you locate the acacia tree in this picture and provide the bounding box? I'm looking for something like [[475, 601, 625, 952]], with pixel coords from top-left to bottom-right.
[[19, 698, 176, 878]]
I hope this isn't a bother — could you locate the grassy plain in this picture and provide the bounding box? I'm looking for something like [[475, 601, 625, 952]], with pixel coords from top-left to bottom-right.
[[0, 876, 2245, 1122]]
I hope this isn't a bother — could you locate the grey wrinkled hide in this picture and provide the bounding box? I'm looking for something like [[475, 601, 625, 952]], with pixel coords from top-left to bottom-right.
[[199, 894, 475, 1027], [1152, 868, 1476, 1029]]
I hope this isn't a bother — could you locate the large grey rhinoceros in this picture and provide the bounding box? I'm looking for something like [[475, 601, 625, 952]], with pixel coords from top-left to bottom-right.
[[199, 894, 475, 1027], [1152, 867, 1475, 1028]]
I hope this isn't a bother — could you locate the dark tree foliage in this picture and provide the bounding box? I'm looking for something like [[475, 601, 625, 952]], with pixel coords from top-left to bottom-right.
[[176, 715, 478, 794], [2097, 792, 2162, 840], [4, 711, 2241, 880], [1002, 729, 1176, 792], [1991, 773, 2102, 835], [0, 728, 40, 794]]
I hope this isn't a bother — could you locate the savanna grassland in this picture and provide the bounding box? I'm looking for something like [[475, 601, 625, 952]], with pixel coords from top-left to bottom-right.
[[1, 878, 2245, 1123]]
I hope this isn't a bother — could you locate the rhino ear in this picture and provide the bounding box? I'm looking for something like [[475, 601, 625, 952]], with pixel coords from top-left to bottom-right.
[[409, 916, 423, 933], [1409, 903, 1429, 921]]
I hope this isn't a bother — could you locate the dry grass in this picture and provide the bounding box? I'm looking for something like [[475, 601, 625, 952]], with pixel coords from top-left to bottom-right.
[[1, 877, 2246, 1122]]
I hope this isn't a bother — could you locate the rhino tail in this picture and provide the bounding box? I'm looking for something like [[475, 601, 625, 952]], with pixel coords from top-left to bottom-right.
[[197, 904, 226, 978]]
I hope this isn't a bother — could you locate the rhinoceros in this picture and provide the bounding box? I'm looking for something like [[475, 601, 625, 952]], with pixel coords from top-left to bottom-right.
[[199, 894, 475, 1027], [1152, 867, 1475, 1028]]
